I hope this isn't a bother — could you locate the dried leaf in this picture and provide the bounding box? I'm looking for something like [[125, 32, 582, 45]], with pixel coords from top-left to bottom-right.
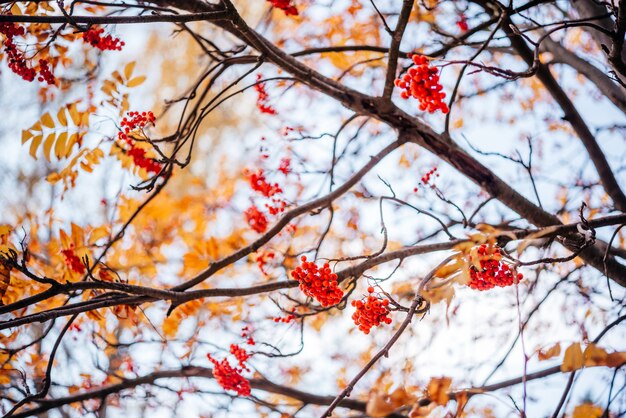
[[427, 377, 451, 406], [538, 343, 561, 361], [583, 343, 608, 367], [561, 343, 584, 372], [572, 403, 602, 418]]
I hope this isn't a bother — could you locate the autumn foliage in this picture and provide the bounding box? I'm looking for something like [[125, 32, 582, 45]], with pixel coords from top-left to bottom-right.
[[1, 0, 626, 417]]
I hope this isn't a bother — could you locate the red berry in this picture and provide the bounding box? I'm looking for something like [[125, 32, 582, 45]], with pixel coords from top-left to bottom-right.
[[395, 55, 448, 114]]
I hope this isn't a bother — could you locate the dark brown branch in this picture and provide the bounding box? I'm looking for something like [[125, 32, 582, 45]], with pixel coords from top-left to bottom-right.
[[0, 10, 232, 24]]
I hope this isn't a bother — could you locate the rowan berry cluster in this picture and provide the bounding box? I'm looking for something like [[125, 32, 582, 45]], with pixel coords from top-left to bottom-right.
[[273, 313, 296, 323], [120, 111, 156, 131], [267, 0, 298, 16], [244, 205, 269, 233], [244, 162, 290, 233], [241, 325, 256, 346], [248, 169, 282, 198], [117, 111, 162, 174], [256, 250, 275, 275], [61, 248, 85, 274], [290, 256, 343, 307], [278, 157, 291, 174], [1, 21, 55, 84], [37, 59, 55, 84], [82, 27, 125, 51], [395, 55, 449, 114], [230, 344, 251, 370], [421, 167, 438, 185], [467, 244, 523, 291], [351, 287, 392, 334], [206, 355, 251, 396], [273, 307, 296, 323], [254, 74, 277, 115], [207, 327, 255, 397]]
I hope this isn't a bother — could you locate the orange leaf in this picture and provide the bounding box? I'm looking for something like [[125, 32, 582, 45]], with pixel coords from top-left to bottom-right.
[[561, 343, 584, 372], [538, 343, 561, 361], [572, 403, 602, 418], [427, 377, 451, 406], [583, 343, 608, 367]]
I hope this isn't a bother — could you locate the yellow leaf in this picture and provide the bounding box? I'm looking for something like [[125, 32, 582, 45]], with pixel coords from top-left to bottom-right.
[[71, 223, 85, 247], [561, 343, 584, 372], [427, 377, 451, 406], [43, 133, 56, 161], [68, 103, 81, 126], [88, 226, 109, 245], [21, 130, 33, 144], [59, 229, 72, 249], [572, 403, 602, 418], [80, 162, 93, 172], [124, 61, 136, 80], [54, 132, 68, 159], [162, 315, 180, 337], [40, 2, 54, 12], [29, 134, 43, 159], [46, 172, 61, 183], [41, 112, 55, 129], [538, 343, 561, 361], [127, 76, 146, 88], [65, 133, 78, 156], [57, 108, 67, 126]]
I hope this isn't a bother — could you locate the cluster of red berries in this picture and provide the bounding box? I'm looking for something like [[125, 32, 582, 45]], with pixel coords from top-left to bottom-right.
[[245, 205, 269, 233], [61, 248, 85, 274], [467, 244, 523, 291], [37, 59, 55, 84], [245, 165, 289, 232], [207, 327, 255, 397], [421, 167, 439, 185], [290, 256, 344, 307], [273, 307, 296, 323], [127, 147, 161, 173], [351, 287, 392, 334], [248, 169, 282, 198], [266, 199, 286, 216], [273, 313, 296, 323], [206, 355, 251, 396], [120, 111, 156, 131], [256, 250, 275, 275], [117, 111, 162, 174], [82, 27, 125, 51], [267, 0, 298, 16], [395, 55, 449, 114], [230, 344, 251, 370], [1, 21, 56, 84], [278, 157, 291, 174], [254, 74, 277, 115]]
